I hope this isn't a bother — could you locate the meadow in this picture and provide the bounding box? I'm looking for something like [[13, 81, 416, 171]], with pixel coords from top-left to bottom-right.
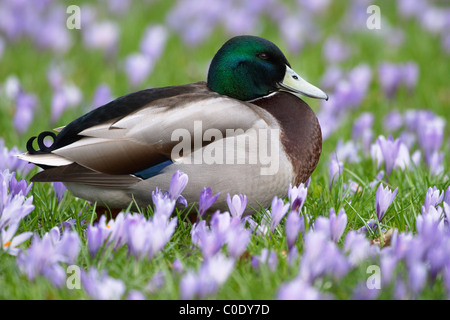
[[0, 0, 449, 301]]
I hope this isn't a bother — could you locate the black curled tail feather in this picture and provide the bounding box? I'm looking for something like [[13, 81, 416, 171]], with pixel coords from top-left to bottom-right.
[[26, 131, 57, 154]]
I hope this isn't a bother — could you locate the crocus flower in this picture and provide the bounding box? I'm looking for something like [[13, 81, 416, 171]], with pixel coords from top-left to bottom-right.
[[328, 158, 343, 187], [140, 24, 168, 60], [344, 231, 373, 267], [82, 21, 119, 57], [53, 182, 66, 203], [152, 188, 176, 218], [423, 186, 444, 212], [322, 36, 351, 64], [288, 183, 308, 212], [198, 187, 220, 218], [13, 91, 37, 134], [167, 170, 188, 206], [0, 194, 34, 230], [125, 212, 178, 260], [226, 193, 247, 219], [0, 140, 34, 175], [16, 227, 80, 287], [91, 84, 112, 109], [124, 53, 154, 88], [352, 112, 374, 139], [445, 186, 450, 207], [172, 258, 184, 274], [299, 231, 349, 282], [226, 226, 251, 258], [2, 170, 32, 198], [285, 210, 305, 249], [383, 110, 403, 132], [277, 276, 322, 300], [269, 196, 289, 233], [417, 116, 445, 165], [375, 184, 398, 222], [377, 63, 402, 98], [191, 219, 225, 258], [329, 208, 347, 243], [377, 135, 402, 176], [1, 222, 33, 256], [81, 267, 125, 300], [179, 253, 234, 299], [408, 263, 427, 296]]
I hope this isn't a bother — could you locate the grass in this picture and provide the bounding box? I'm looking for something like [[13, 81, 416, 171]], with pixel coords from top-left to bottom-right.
[[0, 0, 449, 300]]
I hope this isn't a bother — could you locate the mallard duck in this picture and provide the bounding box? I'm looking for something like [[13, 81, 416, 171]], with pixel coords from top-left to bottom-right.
[[19, 35, 328, 216]]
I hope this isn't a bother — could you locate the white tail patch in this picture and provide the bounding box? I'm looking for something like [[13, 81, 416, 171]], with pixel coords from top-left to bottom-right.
[[16, 152, 73, 167]]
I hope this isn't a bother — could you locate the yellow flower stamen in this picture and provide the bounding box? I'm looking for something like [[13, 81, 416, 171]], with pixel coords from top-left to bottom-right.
[[3, 241, 11, 247]]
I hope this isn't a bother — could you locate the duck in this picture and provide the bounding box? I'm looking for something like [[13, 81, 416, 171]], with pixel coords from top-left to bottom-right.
[[19, 35, 328, 217]]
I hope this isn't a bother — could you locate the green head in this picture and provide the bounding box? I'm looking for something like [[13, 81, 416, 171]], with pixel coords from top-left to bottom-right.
[[207, 35, 328, 102]]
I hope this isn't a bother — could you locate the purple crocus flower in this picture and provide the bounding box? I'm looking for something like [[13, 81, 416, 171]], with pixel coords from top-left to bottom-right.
[[50, 84, 83, 123], [140, 24, 168, 60], [417, 116, 445, 165], [82, 21, 119, 57], [328, 158, 343, 187], [352, 112, 374, 139], [288, 183, 308, 212], [198, 187, 220, 218], [81, 267, 125, 300], [423, 186, 444, 213], [269, 196, 289, 233], [124, 53, 154, 88], [380, 251, 398, 287], [383, 110, 403, 132], [0, 140, 34, 175], [0, 194, 34, 230], [152, 188, 176, 218], [3, 170, 32, 198], [191, 219, 225, 258], [377, 135, 402, 177], [91, 84, 112, 109], [226, 225, 251, 258], [408, 262, 427, 296], [127, 290, 146, 300], [125, 212, 178, 260], [86, 218, 111, 257], [416, 205, 445, 240], [53, 182, 66, 203], [444, 186, 450, 207], [378, 63, 402, 98], [172, 258, 184, 274], [167, 170, 188, 206], [1, 222, 33, 256], [285, 210, 305, 250], [179, 253, 234, 299], [329, 208, 347, 243], [13, 91, 37, 134], [375, 184, 398, 222], [322, 36, 351, 64], [226, 193, 247, 219], [16, 226, 80, 287], [344, 231, 372, 267], [277, 276, 322, 300], [299, 231, 349, 282]]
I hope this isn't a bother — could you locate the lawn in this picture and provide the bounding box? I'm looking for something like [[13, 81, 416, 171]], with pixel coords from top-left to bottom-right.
[[0, 0, 449, 301]]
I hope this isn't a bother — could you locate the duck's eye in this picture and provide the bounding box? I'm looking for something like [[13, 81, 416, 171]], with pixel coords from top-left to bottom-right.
[[258, 52, 269, 60], [292, 75, 299, 80]]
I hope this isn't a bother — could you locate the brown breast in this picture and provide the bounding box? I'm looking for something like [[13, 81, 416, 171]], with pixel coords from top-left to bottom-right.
[[252, 91, 322, 185]]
